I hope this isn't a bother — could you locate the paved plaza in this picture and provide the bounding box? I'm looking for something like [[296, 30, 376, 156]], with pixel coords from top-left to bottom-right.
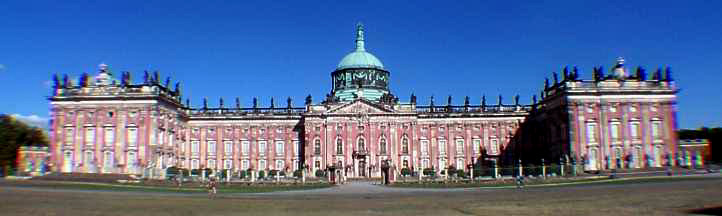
[[2, 175, 722, 215]]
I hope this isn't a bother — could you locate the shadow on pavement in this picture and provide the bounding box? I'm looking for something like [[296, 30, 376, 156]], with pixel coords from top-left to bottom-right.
[[687, 206, 722, 215]]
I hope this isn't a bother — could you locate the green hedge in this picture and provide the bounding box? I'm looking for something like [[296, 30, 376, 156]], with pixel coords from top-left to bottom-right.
[[500, 167, 515, 176], [422, 168, 435, 176], [166, 166, 180, 176], [456, 169, 465, 178], [401, 168, 411, 176]]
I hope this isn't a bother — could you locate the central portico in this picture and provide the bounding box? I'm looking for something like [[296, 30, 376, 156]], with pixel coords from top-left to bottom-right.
[[304, 98, 417, 178]]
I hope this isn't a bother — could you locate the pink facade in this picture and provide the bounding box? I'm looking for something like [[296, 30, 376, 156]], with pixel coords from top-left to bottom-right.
[[518, 61, 679, 170], [47, 29, 679, 176]]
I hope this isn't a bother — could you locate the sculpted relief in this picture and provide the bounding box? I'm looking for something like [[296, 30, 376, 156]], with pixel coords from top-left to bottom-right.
[[333, 69, 389, 90]]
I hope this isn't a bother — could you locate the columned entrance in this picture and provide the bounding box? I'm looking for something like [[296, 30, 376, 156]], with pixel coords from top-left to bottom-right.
[[353, 150, 368, 177]]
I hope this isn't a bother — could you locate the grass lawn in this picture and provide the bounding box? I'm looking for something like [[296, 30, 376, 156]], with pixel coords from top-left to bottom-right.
[[388, 175, 717, 188], [0, 180, 332, 193]]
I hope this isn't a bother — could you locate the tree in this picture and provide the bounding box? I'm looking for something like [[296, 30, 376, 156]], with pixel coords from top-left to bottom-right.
[[0, 115, 49, 170]]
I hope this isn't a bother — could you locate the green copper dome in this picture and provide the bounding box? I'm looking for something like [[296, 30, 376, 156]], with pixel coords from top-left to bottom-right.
[[336, 23, 384, 70], [337, 51, 384, 69]]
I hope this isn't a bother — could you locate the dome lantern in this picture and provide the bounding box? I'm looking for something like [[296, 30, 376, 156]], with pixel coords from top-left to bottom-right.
[[336, 23, 384, 70], [331, 23, 391, 102]]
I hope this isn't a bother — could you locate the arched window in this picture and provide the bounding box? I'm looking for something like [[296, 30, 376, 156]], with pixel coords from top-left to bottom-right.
[[314, 139, 321, 155], [402, 137, 409, 154], [358, 137, 365, 151], [336, 138, 343, 155], [379, 138, 387, 155]]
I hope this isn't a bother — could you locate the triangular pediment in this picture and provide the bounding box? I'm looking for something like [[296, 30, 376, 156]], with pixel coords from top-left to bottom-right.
[[326, 99, 394, 114]]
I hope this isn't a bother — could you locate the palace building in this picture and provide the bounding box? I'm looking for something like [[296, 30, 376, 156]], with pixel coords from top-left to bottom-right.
[[47, 24, 680, 177]]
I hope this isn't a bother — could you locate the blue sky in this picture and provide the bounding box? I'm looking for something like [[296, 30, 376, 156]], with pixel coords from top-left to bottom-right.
[[1, 1, 720, 129]]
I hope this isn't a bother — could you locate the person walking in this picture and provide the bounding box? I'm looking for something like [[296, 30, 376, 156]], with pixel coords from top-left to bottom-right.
[[516, 175, 525, 189], [207, 177, 218, 199]]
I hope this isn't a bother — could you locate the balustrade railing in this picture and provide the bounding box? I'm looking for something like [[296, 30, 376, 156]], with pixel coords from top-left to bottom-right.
[[415, 105, 531, 113], [188, 107, 306, 117]]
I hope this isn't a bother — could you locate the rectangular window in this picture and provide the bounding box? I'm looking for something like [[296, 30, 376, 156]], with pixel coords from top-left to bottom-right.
[[208, 159, 216, 169], [127, 152, 137, 168], [103, 151, 113, 169], [630, 122, 639, 139], [127, 128, 138, 147], [207, 141, 216, 155], [314, 140, 321, 155], [85, 127, 95, 145], [610, 123, 620, 141], [65, 128, 74, 145], [224, 141, 233, 155], [276, 160, 284, 170], [472, 139, 481, 154], [259, 141, 267, 155], [439, 159, 446, 170], [223, 160, 232, 169], [490, 139, 499, 155], [293, 140, 300, 156], [242, 141, 250, 155], [168, 133, 174, 147], [191, 141, 200, 153], [158, 130, 164, 145], [191, 159, 199, 169], [241, 160, 249, 170], [259, 160, 266, 170], [402, 139, 409, 154], [422, 159, 429, 169], [586, 123, 597, 143], [438, 140, 446, 154], [84, 151, 94, 166], [652, 121, 661, 139], [276, 141, 284, 156], [104, 127, 114, 146], [455, 139, 464, 155], [420, 140, 429, 154]]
